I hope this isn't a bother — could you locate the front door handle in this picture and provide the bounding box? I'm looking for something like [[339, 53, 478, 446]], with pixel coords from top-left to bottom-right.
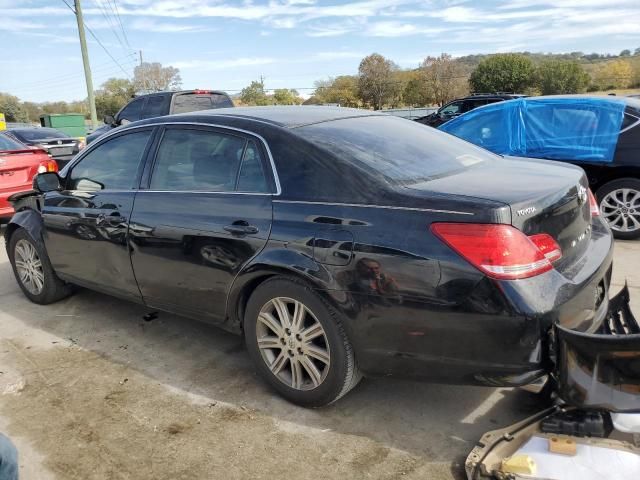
[[224, 221, 259, 236]]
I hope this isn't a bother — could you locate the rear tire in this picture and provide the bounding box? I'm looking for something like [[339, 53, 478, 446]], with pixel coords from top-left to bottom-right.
[[596, 178, 640, 240], [8, 228, 74, 304], [244, 277, 361, 407]]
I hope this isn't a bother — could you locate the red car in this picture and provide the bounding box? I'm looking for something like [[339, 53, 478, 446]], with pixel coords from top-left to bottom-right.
[[0, 134, 57, 220]]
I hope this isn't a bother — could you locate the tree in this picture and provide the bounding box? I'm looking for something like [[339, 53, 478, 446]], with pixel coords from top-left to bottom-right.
[[635, 47, 640, 56], [133, 62, 181, 93], [272, 88, 302, 105], [620, 49, 631, 57], [401, 70, 430, 106], [470, 54, 536, 93], [22, 101, 44, 123], [240, 80, 271, 106], [94, 78, 135, 119], [537, 60, 590, 94], [0, 93, 28, 123], [592, 59, 634, 89], [421, 53, 468, 106], [358, 53, 398, 110], [314, 76, 360, 107]]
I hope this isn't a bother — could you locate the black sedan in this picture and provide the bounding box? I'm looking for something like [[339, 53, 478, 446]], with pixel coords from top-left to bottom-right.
[[5, 107, 639, 409], [3, 127, 83, 168]]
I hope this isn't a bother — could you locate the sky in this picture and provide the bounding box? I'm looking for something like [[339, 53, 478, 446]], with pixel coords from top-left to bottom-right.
[[1, 0, 640, 103]]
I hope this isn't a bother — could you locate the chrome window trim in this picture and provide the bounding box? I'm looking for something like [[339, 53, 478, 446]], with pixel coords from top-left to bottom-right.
[[273, 199, 473, 216], [620, 112, 640, 134], [68, 121, 282, 196]]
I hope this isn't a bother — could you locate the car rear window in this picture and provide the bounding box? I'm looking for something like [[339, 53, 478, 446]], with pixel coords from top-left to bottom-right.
[[0, 134, 24, 151], [297, 115, 496, 184], [172, 93, 233, 114], [14, 128, 69, 141]]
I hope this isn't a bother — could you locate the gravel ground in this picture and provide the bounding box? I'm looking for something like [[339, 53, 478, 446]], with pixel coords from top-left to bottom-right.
[[0, 225, 637, 480]]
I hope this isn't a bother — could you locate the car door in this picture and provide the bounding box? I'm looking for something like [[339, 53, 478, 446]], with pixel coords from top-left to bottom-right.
[[41, 127, 156, 300], [128, 124, 275, 323]]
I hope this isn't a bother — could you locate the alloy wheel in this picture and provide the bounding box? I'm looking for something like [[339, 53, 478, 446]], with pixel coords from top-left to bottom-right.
[[256, 297, 331, 391], [600, 188, 640, 233], [14, 239, 45, 295]]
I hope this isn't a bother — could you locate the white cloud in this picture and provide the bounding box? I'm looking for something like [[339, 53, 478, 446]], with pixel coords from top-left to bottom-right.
[[0, 20, 46, 32], [129, 19, 211, 33], [311, 51, 366, 60], [173, 57, 276, 70]]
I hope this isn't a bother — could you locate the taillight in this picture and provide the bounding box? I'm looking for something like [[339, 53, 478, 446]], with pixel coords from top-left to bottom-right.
[[194, 89, 212, 94], [431, 223, 562, 280], [588, 189, 600, 217], [37, 159, 58, 174], [529, 233, 562, 262]]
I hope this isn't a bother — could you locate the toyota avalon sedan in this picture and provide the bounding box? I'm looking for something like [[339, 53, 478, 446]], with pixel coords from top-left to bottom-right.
[[5, 107, 639, 409]]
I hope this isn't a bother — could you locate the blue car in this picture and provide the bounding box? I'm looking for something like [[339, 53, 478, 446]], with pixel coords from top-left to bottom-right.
[[440, 96, 640, 239]]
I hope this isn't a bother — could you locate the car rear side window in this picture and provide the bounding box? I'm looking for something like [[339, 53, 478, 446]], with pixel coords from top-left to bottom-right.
[[150, 128, 247, 192], [236, 140, 269, 193], [172, 93, 233, 114], [68, 130, 152, 191], [142, 95, 170, 119], [298, 115, 495, 184]]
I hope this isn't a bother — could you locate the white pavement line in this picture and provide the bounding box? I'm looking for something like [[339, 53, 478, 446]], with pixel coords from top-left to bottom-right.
[[460, 389, 506, 425]]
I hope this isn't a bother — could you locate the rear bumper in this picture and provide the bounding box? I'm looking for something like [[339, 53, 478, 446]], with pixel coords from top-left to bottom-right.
[[1, 184, 33, 218], [556, 285, 640, 413]]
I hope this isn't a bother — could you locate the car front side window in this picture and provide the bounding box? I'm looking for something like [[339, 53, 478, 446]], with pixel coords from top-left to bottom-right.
[[118, 97, 145, 124], [67, 130, 152, 191], [441, 101, 462, 115]]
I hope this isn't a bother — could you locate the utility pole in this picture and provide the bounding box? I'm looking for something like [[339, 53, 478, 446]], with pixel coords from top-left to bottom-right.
[[74, 0, 98, 129], [139, 50, 146, 93]]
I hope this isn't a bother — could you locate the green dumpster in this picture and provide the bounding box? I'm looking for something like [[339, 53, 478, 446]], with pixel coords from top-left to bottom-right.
[[39, 114, 87, 138]]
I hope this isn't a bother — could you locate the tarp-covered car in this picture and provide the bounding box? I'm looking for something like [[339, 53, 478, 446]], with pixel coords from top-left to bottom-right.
[[439, 96, 640, 239]]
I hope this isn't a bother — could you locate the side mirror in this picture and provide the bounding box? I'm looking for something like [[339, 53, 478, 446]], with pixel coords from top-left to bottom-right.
[[103, 115, 116, 126], [33, 172, 62, 193]]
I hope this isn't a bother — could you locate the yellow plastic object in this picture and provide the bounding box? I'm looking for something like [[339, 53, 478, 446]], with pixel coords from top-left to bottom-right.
[[501, 454, 537, 475], [0, 113, 6, 131]]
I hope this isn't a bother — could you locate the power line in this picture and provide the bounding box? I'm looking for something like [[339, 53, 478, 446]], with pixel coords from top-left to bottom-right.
[[93, 0, 127, 52], [60, 0, 132, 78], [109, 0, 130, 48]]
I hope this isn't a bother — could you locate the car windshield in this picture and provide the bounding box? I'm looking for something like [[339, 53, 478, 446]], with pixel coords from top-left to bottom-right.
[[14, 128, 69, 141], [0, 134, 25, 151], [297, 115, 498, 184]]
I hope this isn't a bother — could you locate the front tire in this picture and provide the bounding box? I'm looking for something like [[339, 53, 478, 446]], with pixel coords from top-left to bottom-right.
[[8, 228, 74, 304], [596, 178, 640, 240], [244, 277, 361, 407]]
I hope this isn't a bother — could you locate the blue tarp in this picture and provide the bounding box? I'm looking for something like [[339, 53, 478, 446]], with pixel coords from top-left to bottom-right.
[[439, 97, 626, 163]]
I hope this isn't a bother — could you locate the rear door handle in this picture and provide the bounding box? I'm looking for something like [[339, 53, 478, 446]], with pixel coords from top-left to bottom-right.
[[224, 221, 259, 236]]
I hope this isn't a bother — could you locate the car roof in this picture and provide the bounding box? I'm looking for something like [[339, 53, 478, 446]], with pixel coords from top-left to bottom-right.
[[136, 89, 230, 98], [166, 106, 385, 128]]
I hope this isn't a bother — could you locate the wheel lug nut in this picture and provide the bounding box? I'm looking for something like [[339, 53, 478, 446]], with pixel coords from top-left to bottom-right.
[[295, 334, 302, 341], [297, 347, 303, 354]]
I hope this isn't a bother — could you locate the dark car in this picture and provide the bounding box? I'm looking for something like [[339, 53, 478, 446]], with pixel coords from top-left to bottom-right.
[[87, 89, 234, 144], [3, 127, 82, 168], [440, 96, 640, 239], [5, 107, 638, 409], [415, 93, 527, 128]]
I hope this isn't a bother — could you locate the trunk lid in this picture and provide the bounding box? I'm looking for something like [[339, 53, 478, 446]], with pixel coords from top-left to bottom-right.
[[0, 150, 43, 189], [405, 157, 591, 272]]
